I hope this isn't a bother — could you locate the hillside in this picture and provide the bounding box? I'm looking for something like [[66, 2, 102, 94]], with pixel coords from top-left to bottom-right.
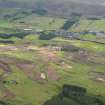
[[0, 11, 104, 105], [0, 2, 105, 105], [70, 18, 105, 32], [0, 0, 105, 16]]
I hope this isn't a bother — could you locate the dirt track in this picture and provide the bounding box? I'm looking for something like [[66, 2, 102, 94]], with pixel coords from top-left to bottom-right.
[[0, 61, 11, 73]]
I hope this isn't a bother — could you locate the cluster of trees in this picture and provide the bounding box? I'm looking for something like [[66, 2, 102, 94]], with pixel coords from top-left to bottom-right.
[[4, 11, 32, 21], [61, 20, 77, 30], [39, 31, 56, 40], [61, 45, 79, 52], [61, 13, 81, 30], [32, 9, 48, 16], [0, 32, 30, 39], [62, 84, 86, 97], [0, 40, 14, 44]]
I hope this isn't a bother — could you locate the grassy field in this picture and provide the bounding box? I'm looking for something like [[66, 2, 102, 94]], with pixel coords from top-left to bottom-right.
[[0, 34, 104, 105], [0, 11, 105, 105], [70, 18, 105, 32], [0, 8, 66, 34], [15, 15, 66, 30]]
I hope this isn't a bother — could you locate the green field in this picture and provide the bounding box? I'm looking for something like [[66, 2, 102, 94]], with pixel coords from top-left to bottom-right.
[[15, 15, 66, 30], [0, 9, 105, 105], [0, 34, 104, 105], [70, 18, 105, 32]]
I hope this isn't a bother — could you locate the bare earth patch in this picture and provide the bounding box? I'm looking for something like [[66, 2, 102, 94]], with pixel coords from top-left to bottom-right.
[[89, 71, 105, 83], [47, 66, 59, 81], [16, 63, 37, 80], [3, 88, 15, 99], [0, 61, 11, 73], [38, 48, 58, 62], [0, 45, 18, 52], [17, 62, 59, 83]]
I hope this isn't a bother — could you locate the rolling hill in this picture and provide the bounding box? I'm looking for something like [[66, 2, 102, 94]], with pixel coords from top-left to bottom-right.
[[0, 0, 105, 17]]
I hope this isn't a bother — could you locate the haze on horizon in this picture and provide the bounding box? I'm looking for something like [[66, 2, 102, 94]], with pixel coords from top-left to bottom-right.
[[0, 0, 105, 16], [0, 0, 105, 5]]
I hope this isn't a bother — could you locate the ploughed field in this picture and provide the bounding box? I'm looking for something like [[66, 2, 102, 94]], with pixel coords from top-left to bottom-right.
[[0, 10, 105, 105]]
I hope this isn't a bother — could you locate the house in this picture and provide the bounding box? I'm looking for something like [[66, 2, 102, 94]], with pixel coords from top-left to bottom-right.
[[24, 28, 32, 31]]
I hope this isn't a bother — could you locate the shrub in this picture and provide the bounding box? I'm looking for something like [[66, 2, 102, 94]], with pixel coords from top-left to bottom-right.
[[39, 32, 56, 40], [32, 9, 48, 15], [62, 84, 87, 97]]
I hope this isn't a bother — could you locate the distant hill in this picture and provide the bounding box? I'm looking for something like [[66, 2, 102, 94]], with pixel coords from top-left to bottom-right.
[[0, 0, 105, 17]]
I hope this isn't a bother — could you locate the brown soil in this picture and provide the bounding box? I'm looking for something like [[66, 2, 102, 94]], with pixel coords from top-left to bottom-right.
[[3, 88, 15, 98], [47, 66, 59, 81], [17, 63, 59, 83], [16, 63, 37, 80], [0, 61, 11, 73], [73, 50, 90, 62], [39, 48, 58, 62], [0, 45, 18, 52]]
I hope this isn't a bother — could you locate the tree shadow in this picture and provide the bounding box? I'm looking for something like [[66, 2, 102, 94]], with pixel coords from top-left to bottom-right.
[[44, 84, 105, 105], [0, 40, 14, 44]]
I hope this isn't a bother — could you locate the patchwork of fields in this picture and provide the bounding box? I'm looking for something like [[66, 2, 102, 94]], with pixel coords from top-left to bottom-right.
[[0, 9, 105, 105]]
